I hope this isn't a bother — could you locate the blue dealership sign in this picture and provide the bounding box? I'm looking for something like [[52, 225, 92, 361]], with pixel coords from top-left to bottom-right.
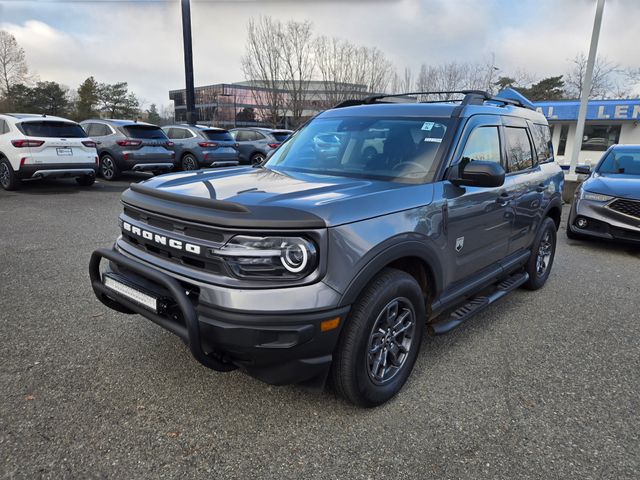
[[533, 99, 640, 121]]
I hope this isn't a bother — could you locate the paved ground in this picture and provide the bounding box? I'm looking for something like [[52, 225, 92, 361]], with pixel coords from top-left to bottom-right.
[[1, 176, 639, 480]]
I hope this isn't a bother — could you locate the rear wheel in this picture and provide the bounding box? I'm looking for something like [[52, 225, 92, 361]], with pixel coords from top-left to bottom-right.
[[523, 217, 557, 290], [76, 174, 95, 187], [181, 154, 199, 171], [331, 268, 425, 407], [250, 152, 265, 165], [0, 158, 21, 191], [100, 155, 120, 181]]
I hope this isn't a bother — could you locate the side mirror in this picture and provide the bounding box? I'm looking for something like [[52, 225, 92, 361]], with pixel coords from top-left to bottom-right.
[[452, 160, 505, 188], [575, 164, 591, 175]]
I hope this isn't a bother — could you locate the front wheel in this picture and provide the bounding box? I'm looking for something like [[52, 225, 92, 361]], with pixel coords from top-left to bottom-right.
[[0, 158, 21, 191], [523, 217, 557, 290], [331, 268, 425, 407]]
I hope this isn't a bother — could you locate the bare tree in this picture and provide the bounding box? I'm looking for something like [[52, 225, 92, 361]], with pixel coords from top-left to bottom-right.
[[414, 59, 502, 100], [279, 20, 315, 128], [314, 36, 365, 108], [241, 17, 285, 127], [0, 30, 29, 98], [565, 52, 627, 99]]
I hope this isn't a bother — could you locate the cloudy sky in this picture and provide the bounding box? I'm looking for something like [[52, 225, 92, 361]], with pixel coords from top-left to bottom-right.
[[1, 0, 639, 109]]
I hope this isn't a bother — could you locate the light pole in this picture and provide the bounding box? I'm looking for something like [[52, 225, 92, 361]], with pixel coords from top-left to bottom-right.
[[181, 0, 196, 125], [568, 0, 606, 176]]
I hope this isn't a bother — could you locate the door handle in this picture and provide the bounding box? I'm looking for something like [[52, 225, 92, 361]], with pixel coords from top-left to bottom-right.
[[536, 183, 546, 192], [496, 193, 513, 205]]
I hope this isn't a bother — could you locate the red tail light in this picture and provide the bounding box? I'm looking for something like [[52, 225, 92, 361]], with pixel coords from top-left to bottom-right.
[[198, 141, 219, 148], [20, 157, 27, 167], [82, 140, 97, 148], [12, 139, 45, 148], [95, 156, 99, 165], [268, 143, 280, 149], [116, 140, 142, 147]]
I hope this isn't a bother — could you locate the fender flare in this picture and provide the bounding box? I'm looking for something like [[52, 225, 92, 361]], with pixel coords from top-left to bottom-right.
[[541, 195, 563, 229], [338, 238, 444, 307]]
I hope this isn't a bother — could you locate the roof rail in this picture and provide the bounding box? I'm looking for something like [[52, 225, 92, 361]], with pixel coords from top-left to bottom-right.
[[333, 90, 533, 110]]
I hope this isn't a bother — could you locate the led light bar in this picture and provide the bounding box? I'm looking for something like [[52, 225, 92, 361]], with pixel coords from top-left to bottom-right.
[[103, 275, 159, 312]]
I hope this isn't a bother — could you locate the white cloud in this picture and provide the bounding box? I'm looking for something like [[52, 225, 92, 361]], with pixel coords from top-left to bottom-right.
[[1, 0, 639, 107]]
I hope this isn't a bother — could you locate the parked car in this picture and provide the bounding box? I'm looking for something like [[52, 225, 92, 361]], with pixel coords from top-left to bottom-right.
[[229, 127, 292, 164], [567, 144, 640, 243], [162, 124, 239, 171], [80, 119, 175, 181], [0, 113, 98, 190], [89, 90, 563, 407]]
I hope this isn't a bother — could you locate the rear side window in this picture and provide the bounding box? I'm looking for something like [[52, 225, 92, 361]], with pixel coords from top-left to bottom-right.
[[204, 130, 233, 141], [531, 124, 553, 163], [123, 125, 167, 139], [461, 126, 501, 164], [19, 121, 87, 138], [504, 127, 534, 172], [271, 131, 291, 142], [234, 130, 251, 141]]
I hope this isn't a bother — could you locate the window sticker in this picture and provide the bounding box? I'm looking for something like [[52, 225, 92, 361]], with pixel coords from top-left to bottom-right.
[[421, 122, 435, 131]]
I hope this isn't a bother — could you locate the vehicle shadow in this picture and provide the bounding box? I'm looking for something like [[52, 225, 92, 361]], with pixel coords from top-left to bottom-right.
[[10, 172, 153, 195]]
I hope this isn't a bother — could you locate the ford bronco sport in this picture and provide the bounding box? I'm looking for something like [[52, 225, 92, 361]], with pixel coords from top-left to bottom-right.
[[90, 90, 564, 407]]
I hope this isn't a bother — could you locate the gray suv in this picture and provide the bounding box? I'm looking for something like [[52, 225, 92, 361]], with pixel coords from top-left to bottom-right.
[[81, 119, 175, 180], [89, 90, 564, 407], [162, 125, 239, 171], [230, 127, 292, 164]]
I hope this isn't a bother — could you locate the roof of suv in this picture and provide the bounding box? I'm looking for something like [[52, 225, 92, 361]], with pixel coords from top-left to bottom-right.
[[81, 119, 158, 127], [2, 113, 74, 123], [165, 124, 228, 131]]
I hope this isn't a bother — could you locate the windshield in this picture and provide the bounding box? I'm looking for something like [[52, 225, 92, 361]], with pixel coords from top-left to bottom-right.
[[19, 121, 87, 138], [123, 125, 167, 139], [597, 148, 640, 176], [265, 117, 449, 182]]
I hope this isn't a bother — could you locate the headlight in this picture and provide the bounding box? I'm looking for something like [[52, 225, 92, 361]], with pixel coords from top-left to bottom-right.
[[213, 235, 318, 279], [582, 191, 613, 202]]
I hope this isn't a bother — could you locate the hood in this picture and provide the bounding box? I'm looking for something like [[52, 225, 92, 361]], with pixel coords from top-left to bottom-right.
[[583, 173, 640, 201], [123, 166, 434, 228]]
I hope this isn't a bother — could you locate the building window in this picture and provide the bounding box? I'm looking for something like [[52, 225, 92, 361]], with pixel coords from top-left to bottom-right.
[[581, 124, 621, 151], [557, 124, 569, 156]]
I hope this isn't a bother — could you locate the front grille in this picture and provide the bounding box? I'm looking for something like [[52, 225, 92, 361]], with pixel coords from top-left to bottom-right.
[[608, 198, 640, 220]]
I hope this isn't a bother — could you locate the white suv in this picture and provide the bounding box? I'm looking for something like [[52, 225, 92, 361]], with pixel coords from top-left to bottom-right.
[[0, 113, 99, 190]]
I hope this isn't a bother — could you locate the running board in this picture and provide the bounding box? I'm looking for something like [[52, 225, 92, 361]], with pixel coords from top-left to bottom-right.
[[429, 272, 529, 335]]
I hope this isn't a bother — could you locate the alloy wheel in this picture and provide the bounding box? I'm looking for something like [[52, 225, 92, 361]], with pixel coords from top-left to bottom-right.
[[536, 231, 553, 276], [101, 157, 114, 180], [0, 162, 9, 188], [366, 297, 416, 385], [183, 155, 198, 171]]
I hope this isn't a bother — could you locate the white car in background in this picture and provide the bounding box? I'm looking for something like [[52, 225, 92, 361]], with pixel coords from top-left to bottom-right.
[[0, 113, 99, 190]]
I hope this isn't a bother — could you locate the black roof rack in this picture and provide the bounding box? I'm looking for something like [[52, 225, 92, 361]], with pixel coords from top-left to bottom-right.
[[333, 90, 532, 110]]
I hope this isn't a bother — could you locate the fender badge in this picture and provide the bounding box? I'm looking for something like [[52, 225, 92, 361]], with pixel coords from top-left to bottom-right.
[[455, 237, 464, 252]]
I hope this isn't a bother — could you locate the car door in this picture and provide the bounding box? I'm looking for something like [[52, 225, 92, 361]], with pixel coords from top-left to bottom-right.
[[232, 130, 252, 162], [444, 115, 513, 283], [165, 127, 189, 159], [500, 118, 545, 254]]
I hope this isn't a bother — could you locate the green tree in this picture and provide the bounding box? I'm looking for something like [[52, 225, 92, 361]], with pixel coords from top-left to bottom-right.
[[31, 81, 70, 116], [517, 76, 565, 101], [8, 83, 34, 111], [75, 76, 100, 120], [98, 81, 140, 118], [146, 103, 161, 125], [494, 76, 517, 91]]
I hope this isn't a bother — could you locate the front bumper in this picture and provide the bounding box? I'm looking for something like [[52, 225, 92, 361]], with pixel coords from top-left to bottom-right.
[[569, 198, 640, 243], [18, 162, 98, 180], [89, 248, 349, 385]]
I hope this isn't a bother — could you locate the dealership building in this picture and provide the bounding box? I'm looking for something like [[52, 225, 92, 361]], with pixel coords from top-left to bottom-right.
[[532, 98, 640, 168]]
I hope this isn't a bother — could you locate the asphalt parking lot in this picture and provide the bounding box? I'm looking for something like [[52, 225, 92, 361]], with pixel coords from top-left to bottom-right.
[[1, 176, 639, 479]]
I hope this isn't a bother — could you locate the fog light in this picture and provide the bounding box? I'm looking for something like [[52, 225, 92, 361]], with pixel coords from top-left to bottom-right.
[[576, 217, 588, 229]]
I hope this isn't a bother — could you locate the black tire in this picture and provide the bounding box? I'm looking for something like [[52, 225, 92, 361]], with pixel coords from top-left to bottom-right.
[[0, 158, 21, 191], [100, 154, 120, 181], [331, 268, 425, 407], [76, 174, 95, 187], [250, 152, 265, 165], [181, 154, 199, 171], [523, 217, 557, 290]]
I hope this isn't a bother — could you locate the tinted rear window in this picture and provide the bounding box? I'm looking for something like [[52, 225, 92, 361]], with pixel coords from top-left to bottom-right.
[[204, 130, 233, 141], [123, 125, 167, 139], [19, 121, 87, 138], [271, 131, 291, 142]]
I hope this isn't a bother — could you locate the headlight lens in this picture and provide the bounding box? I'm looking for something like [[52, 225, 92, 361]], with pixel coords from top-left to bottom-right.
[[213, 235, 318, 279], [582, 191, 613, 202]]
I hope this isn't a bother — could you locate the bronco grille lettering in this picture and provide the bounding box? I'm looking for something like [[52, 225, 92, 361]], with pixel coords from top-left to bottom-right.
[[122, 221, 202, 255]]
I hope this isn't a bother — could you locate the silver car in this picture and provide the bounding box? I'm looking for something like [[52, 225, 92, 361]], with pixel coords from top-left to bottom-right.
[[162, 124, 239, 171], [81, 119, 176, 181]]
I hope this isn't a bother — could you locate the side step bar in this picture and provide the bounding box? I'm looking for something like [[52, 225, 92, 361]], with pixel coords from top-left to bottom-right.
[[429, 272, 529, 335]]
